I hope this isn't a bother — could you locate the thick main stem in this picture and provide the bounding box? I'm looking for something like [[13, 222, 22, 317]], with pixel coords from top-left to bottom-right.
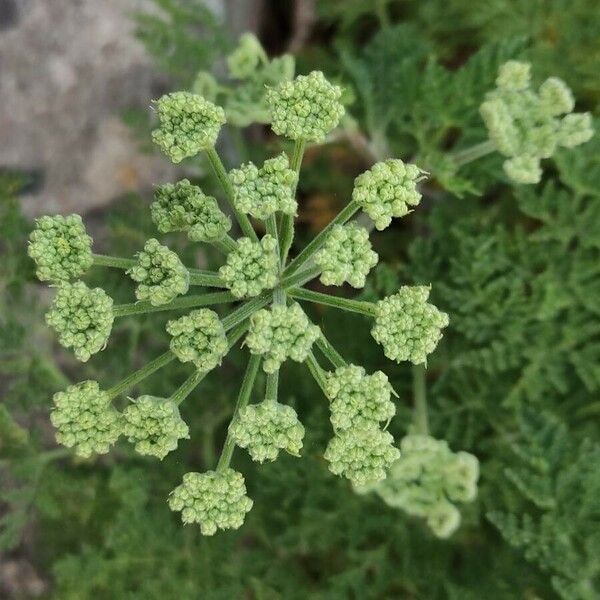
[[412, 364, 429, 435], [451, 140, 495, 167], [283, 199, 360, 276], [107, 351, 176, 399], [112, 291, 236, 317], [217, 354, 262, 472], [287, 287, 377, 317], [204, 147, 258, 242], [279, 139, 306, 265]]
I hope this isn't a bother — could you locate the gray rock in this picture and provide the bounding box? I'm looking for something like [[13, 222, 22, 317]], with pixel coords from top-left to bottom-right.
[[0, 0, 176, 216]]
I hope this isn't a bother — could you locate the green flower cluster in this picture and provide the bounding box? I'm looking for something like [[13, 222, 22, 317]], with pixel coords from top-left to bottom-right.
[[267, 70, 345, 141], [127, 239, 189, 306], [372, 286, 449, 365], [230, 400, 305, 462], [480, 60, 594, 184], [352, 159, 424, 230], [121, 395, 189, 459], [246, 303, 320, 373], [218, 235, 278, 298], [51, 381, 120, 458], [31, 69, 457, 535], [314, 223, 378, 288], [152, 92, 226, 163], [28, 214, 93, 282], [324, 365, 395, 431], [166, 309, 228, 371], [226, 32, 267, 79], [365, 435, 479, 538], [324, 425, 400, 486], [151, 179, 231, 242], [229, 153, 297, 220], [168, 468, 253, 535], [45, 281, 114, 362]]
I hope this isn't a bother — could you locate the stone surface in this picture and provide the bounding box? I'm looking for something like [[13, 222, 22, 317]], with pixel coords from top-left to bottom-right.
[[0, 0, 176, 216]]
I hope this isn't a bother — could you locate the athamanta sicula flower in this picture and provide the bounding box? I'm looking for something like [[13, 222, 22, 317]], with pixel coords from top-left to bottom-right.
[[127, 238, 189, 306], [151, 179, 231, 243], [152, 92, 226, 163], [51, 381, 120, 458], [45, 281, 114, 362], [121, 395, 189, 460], [371, 286, 449, 364], [28, 214, 93, 282], [168, 468, 253, 534]]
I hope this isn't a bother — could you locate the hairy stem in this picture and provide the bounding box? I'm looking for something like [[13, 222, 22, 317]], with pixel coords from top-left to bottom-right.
[[112, 291, 236, 317], [287, 287, 377, 317], [280, 263, 321, 289], [204, 147, 258, 242], [217, 354, 262, 472], [316, 332, 347, 368], [279, 138, 306, 265], [107, 351, 176, 400], [187, 271, 226, 287], [265, 370, 279, 404], [221, 292, 271, 331], [305, 351, 328, 395], [283, 199, 360, 276], [212, 234, 238, 254], [412, 364, 429, 435], [169, 324, 247, 406], [92, 254, 137, 270], [451, 140, 496, 167]]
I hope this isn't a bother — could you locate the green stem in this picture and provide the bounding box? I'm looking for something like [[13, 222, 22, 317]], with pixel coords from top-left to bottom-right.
[[92, 254, 137, 270], [375, 0, 391, 28], [283, 199, 360, 276], [305, 351, 328, 395], [187, 271, 226, 287], [112, 291, 236, 317], [94, 253, 225, 288], [265, 370, 279, 404], [170, 369, 208, 406], [412, 364, 428, 435], [169, 325, 246, 407], [316, 332, 346, 368], [212, 235, 238, 254], [280, 264, 321, 290], [221, 292, 271, 331], [217, 354, 262, 472], [107, 351, 176, 399], [451, 140, 495, 167], [204, 147, 258, 242], [287, 287, 377, 317], [279, 139, 306, 265]]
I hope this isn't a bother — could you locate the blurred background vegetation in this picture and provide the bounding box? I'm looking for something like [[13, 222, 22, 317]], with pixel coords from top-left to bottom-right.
[[1, 1, 599, 598]]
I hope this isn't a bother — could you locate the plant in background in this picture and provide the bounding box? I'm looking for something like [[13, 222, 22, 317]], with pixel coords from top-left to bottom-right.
[[28, 70, 461, 536]]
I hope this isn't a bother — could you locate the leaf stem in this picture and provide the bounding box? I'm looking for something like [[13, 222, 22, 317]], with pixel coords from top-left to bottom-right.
[[283, 199, 360, 276], [280, 264, 321, 289], [106, 351, 176, 400], [221, 292, 271, 331], [216, 354, 261, 472], [451, 140, 496, 167], [279, 138, 306, 265], [112, 291, 236, 317], [305, 351, 328, 395], [212, 235, 238, 254], [412, 364, 429, 435], [92, 254, 137, 270], [204, 147, 258, 242], [187, 271, 226, 287], [316, 332, 347, 368], [265, 370, 279, 404], [287, 287, 377, 317]]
